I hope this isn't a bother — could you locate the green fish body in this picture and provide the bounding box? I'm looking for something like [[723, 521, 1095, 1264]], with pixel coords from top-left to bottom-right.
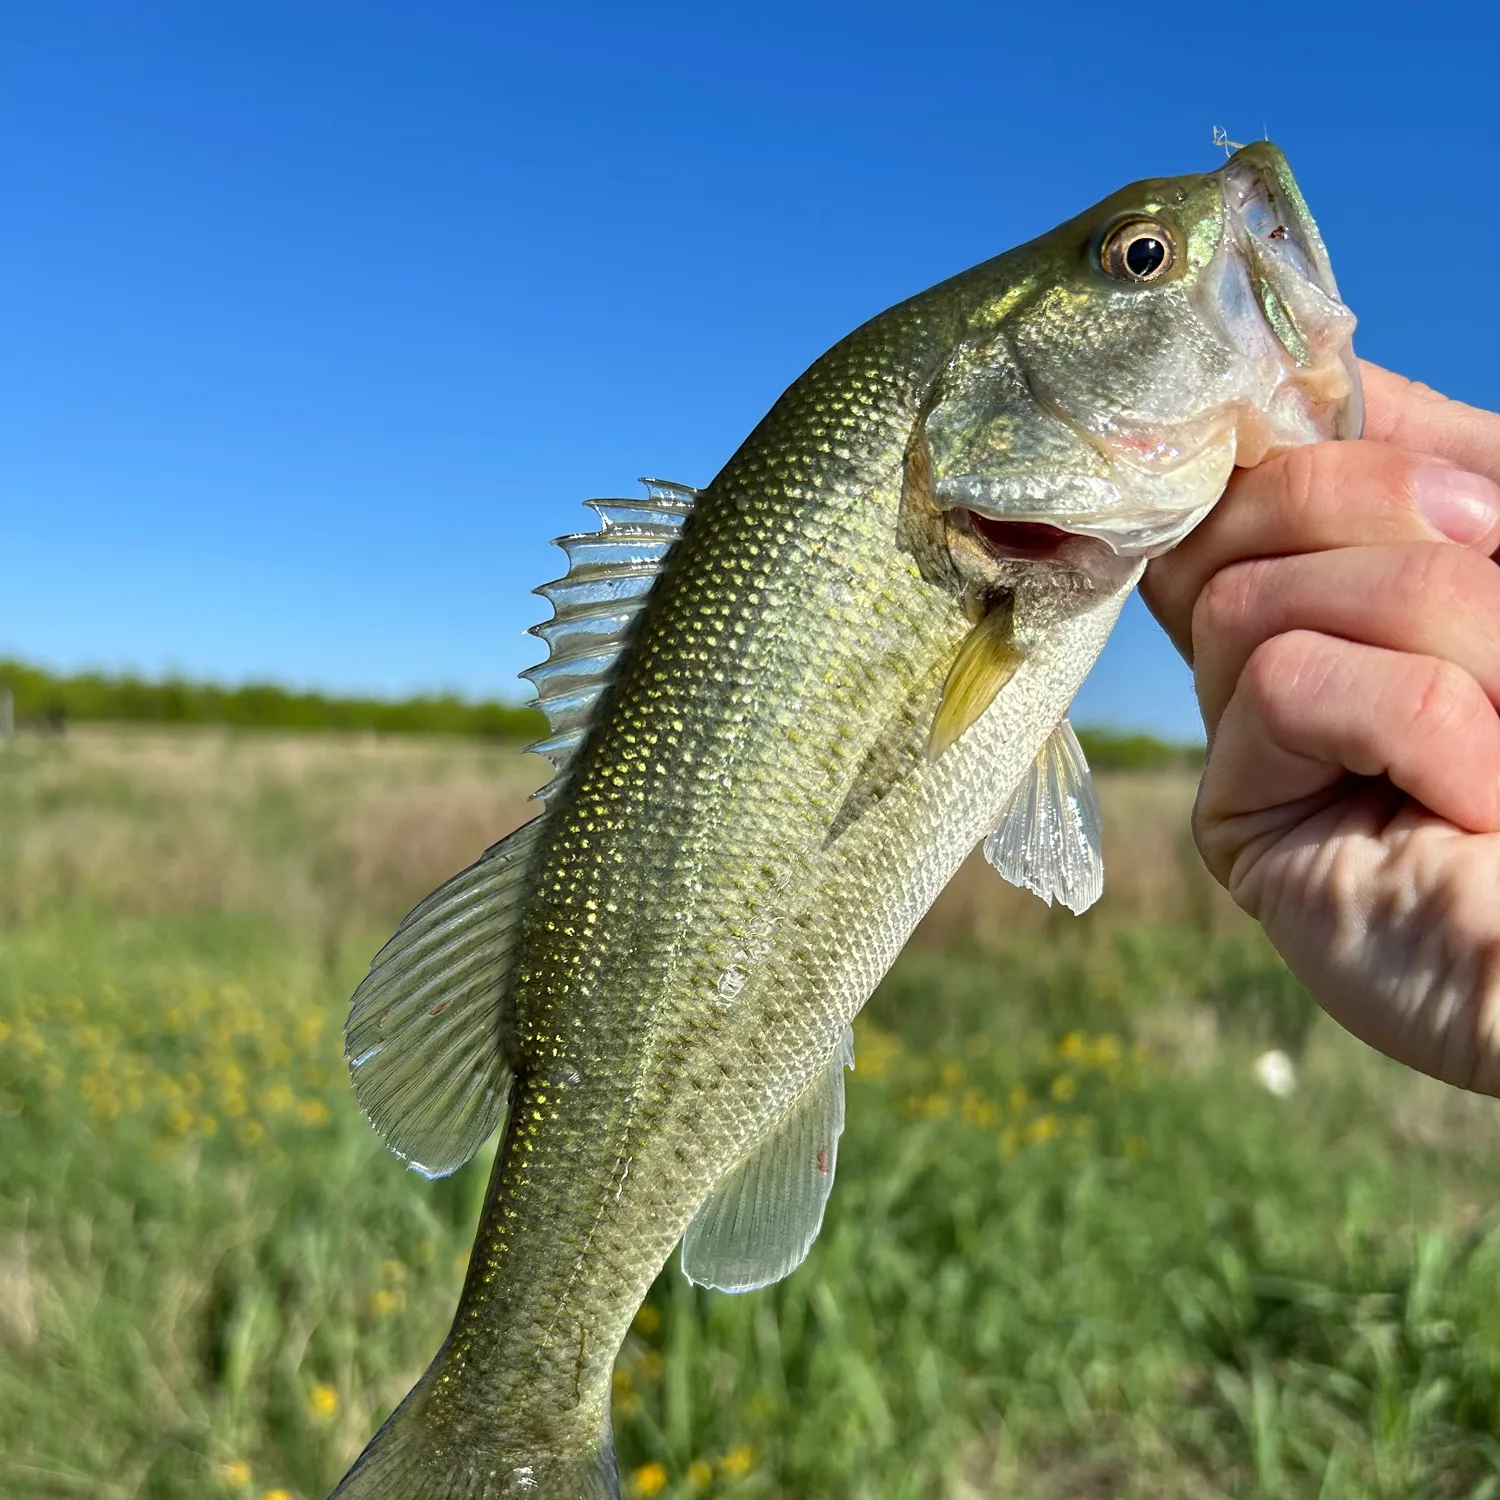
[[332, 144, 1360, 1498]]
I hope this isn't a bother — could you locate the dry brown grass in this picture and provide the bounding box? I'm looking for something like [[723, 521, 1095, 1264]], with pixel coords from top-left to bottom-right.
[[0, 726, 543, 956], [913, 768, 1238, 949], [0, 726, 1228, 955]]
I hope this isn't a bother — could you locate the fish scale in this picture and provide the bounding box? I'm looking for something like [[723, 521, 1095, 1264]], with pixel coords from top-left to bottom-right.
[[332, 143, 1361, 1498], [432, 308, 960, 1436]]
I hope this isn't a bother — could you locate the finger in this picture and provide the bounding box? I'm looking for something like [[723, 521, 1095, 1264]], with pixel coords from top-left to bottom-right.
[[1361, 361, 1500, 481], [1191, 543, 1500, 734], [1194, 631, 1500, 893], [1143, 440, 1500, 661]]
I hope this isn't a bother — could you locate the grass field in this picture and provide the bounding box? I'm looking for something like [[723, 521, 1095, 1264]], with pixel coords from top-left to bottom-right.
[[4, 727, 1500, 1499]]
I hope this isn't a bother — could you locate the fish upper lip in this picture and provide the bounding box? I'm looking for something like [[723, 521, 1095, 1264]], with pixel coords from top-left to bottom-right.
[[1217, 148, 1339, 301], [1215, 145, 1364, 441]]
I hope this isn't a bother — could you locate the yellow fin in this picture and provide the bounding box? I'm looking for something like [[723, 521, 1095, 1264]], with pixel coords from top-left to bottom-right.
[[927, 606, 1024, 761]]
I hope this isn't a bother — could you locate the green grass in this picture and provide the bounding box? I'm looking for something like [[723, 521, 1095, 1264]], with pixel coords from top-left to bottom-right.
[[3, 730, 1500, 1498]]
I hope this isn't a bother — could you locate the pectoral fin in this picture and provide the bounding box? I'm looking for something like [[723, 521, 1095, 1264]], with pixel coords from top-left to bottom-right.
[[983, 717, 1103, 915], [681, 1027, 855, 1293], [927, 604, 1025, 761]]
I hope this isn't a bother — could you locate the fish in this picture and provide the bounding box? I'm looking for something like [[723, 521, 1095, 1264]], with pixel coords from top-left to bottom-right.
[[330, 142, 1361, 1498]]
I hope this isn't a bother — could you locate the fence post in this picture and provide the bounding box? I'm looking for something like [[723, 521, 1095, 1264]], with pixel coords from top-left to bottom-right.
[[0, 686, 12, 739]]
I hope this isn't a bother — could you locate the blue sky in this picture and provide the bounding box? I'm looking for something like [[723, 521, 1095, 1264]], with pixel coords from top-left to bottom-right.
[[2, 0, 1493, 738]]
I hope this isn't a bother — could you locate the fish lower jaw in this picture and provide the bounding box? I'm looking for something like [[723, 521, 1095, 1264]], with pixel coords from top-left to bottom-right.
[[1230, 352, 1363, 465], [958, 503, 1213, 566]]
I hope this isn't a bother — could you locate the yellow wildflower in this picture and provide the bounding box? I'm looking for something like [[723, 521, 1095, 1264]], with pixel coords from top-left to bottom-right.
[[632, 1304, 661, 1336], [720, 1443, 755, 1477], [1006, 1083, 1029, 1114], [237, 1120, 265, 1148], [297, 1098, 331, 1126], [1094, 1033, 1122, 1065], [998, 1127, 1021, 1160], [630, 1461, 669, 1497], [370, 1287, 404, 1317], [166, 1103, 194, 1137], [939, 1061, 964, 1088], [381, 1258, 407, 1283], [638, 1350, 664, 1381], [1028, 1113, 1059, 1145], [308, 1382, 340, 1420], [260, 1081, 294, 1115], [1049, 1074, 1077, 1103], [961, 1090, 999, 1127], [687, 1459, 714, 1485], [1058, 1030, 1087, 1061], [0, 1018, 11, 1045], [262, 1491, 294, 1500], [613, 1368, 632, 1394], [219, 1459, 252, 1485]]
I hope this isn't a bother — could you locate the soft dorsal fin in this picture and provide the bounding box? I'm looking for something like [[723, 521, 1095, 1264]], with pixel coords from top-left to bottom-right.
[[345, 478, 698, 1177], [983, 716, 1104, 915], [524, 478, 698, 804], [681, 1026, 855, 1293]]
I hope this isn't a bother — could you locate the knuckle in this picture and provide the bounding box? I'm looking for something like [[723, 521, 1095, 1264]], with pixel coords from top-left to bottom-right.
[[1192, 562, 1263, 655], [1389, 542, 1488, 621], [1273, 441, 1339, 522], [1377, 379, 1455, 452], [1241, 630, 1317, 711], [1275, 440, 1418, 532], [1409, 656, 1484, 740]]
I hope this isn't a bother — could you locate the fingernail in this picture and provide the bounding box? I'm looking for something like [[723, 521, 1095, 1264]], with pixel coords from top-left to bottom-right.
[[1413, 465, 1500, 545]]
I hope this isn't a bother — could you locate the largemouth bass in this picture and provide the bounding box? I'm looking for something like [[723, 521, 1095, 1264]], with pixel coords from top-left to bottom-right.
[[332, 143, 1360, 1498]]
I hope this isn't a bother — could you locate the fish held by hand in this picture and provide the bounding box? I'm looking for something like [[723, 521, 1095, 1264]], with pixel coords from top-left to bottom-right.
[[330, 142, 1360, 1499]]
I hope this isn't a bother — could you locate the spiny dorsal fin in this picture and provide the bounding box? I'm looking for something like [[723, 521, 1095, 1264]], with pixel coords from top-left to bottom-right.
[[681, 1026, 855, 1293], [525, 478, 698, 805], [983, 717, 1104, 915]]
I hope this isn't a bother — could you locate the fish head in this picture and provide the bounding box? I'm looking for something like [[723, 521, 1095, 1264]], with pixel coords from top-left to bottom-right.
[[910, 142, 1361, 596]]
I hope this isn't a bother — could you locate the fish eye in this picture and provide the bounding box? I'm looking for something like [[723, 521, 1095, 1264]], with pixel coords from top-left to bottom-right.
[[1101, 219, 1175, 283]]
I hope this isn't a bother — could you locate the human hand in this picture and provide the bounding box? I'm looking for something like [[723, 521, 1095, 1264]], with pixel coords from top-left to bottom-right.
[[1142, 363, 1500, 1094]]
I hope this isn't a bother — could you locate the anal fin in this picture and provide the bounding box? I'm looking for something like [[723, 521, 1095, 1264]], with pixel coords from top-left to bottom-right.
[[983, 717, 1103, 915], [344, 815, 548, 1178], [681, 1026, 854, 1293]]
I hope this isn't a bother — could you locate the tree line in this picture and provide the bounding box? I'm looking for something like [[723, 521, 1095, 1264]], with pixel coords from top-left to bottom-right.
[[0, 658, 1202, 770]]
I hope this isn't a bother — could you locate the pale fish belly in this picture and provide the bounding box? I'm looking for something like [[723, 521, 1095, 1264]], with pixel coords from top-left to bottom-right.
[[648, 562, 1144, 1196]]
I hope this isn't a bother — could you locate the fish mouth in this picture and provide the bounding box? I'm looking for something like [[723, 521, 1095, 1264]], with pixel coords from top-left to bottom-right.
[[1212, 143, 1364, 449], [965, 514, 1078, 561], [957, 507, 1141, 570], [944, 456, 1240, 561]]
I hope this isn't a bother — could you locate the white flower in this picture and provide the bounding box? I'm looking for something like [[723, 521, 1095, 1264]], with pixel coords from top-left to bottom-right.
[[1253, 1049, 1297, 1098]]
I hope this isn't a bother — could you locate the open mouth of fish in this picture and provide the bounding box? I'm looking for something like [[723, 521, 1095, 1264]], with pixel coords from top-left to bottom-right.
[[945, 149, 1362, 565], [964, 515, 1080, 562]]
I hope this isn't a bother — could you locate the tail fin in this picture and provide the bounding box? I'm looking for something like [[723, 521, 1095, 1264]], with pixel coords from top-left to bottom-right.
[[329, 1385, 620, 1500]]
